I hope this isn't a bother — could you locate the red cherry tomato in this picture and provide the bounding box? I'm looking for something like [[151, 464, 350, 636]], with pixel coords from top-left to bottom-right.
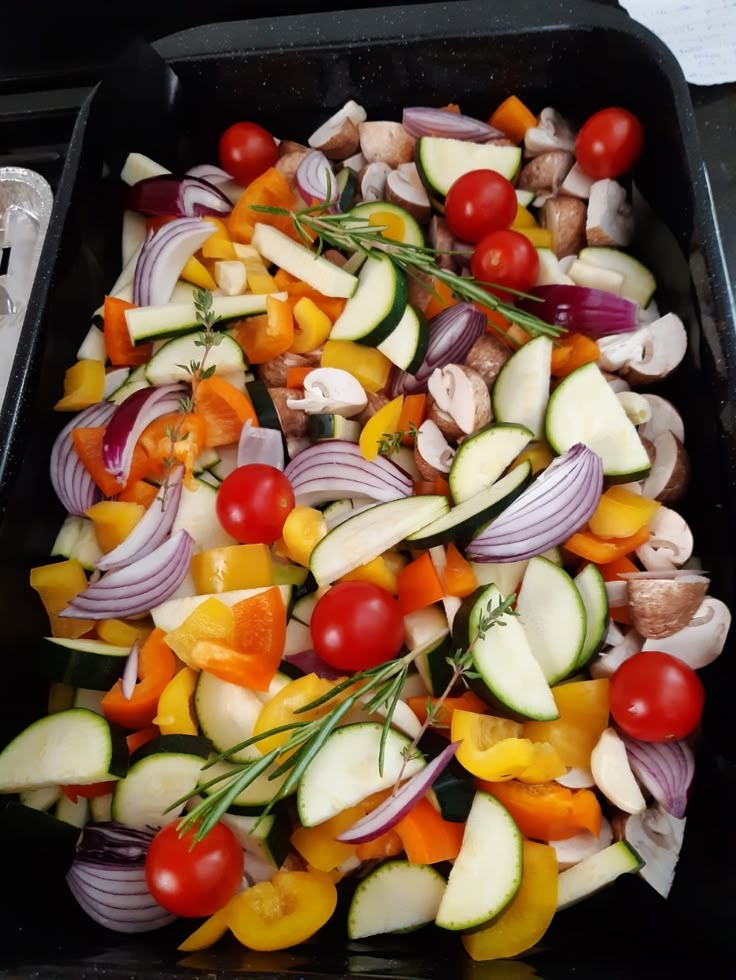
[[216, 464, 295, 545], [311, 581, 405, 672], [470, 228, 539, 299], [609, 651, 705, 742], [218, 121, 279, 185], [145, 821, 243, 918], [575, 107, 644, 179], [444, 169, 518, 243]]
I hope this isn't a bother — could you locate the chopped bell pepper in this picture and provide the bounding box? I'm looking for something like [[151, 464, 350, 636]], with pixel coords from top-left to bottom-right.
[[359, 395, 405, 461], [340, 554, 402, 594], [396, 394, 427, 446], [406, 689, 488, 729], [488, 95, 538, 144], [54, 359, 106, 412], [164, 597, 235, 668], [194, 377, 258, 448], [72, 426, 151, 497], [588, 486, 660, 539], [514, 741, 566, 784], [564, 525, 651, 564], [462, 840, 558, 961], [512, 441, 554, 475], [85, 500, 145, 553], [523, 679, 610, 769], [424, 279, 456, 319], [178, 905, 230, 952], [451, 709, 531, 780], [512, 204, 539, 228], [153, 666, 198, 735], [231, 295, 295, 364], [253, 674, 348, 756], [191, 544, 273, 593], [290, 297, 333, 354], [96, 618, 151, 648], [321, 340, 392, 393], [480, 779, 602, 841], [228, 167, 302, 246], [291, 790, 390, 872], [180, 255, 217, 290], [101, 628, 176, 730], [397, 551, 445, 615], [103, 295, 153, 367], [550, 333, 601, 379], [395, 797, 465, 864], [232, 243, 279, 293], [29, 559, 94, 640], [281, 506, 328, 567], [442, 542, 478, 598]]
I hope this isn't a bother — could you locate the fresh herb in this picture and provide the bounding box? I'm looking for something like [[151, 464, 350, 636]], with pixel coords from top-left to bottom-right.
[[377, 422, 419, 457], [250, 203, 564, 341], [187, 287, 224, 399]]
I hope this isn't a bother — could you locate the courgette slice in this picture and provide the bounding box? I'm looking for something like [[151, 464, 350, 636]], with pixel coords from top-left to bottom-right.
[[348, 860, 447, 939], [574, 563, 609, 668], [492, 335, 553, 440], [416, 138, 522, 204], [329, 253, 408, 346], [127, 293, 278, 344], [449, 423, 534, 504], [377, 304, 428, 373], [145, 331, 246, 385], [38, 637, 131, 691]]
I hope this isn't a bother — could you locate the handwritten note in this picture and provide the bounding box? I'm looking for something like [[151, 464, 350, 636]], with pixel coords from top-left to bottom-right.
[[620, 0, 736, 85]]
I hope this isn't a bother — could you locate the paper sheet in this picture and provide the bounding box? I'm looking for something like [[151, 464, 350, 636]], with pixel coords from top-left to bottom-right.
[[620, 0, 736, 86]]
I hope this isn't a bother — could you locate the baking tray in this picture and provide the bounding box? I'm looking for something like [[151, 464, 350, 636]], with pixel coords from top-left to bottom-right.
[[1, 1, 735, 976]]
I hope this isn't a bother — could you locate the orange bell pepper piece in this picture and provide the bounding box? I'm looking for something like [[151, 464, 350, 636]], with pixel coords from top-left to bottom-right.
[[564, 525, 650, 564], [285, 366, 315, 389], [397, 551, 445, 616], [103, 296, 153, 367], [117, 480, 160, 508], [414, 476, 452, 498], [126, 725, 159, 755], [231, 296, 295, 364], [442, 542, 478, 597], [72, 426, 151, 498], [396, 394, 427, 446], [273, 269, 347, 323], [354, 829, 404, 862], [488, 95, 538, 143], [406, 689, 488, 729], [61, 780, 117, 804], [101, 629, 176, 730], [395, 797, 465, 863], [194, 376, 259, 447], [424, 280, 456, 320], [228, 167, 302, 245], [137, 411, 207, 482], [481, 779, 602, 841]]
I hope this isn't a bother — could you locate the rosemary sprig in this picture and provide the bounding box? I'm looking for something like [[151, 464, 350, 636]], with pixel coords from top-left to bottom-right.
[[394, 592, 518, 786], [250, 202, 565, 341]]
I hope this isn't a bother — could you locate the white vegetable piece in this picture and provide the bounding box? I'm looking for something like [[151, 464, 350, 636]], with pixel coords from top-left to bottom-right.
[[551, 818, 613, 869], [214, 260, 247, 296], [120, 152, 170, 186], [586, 179, 635, 247], [524, 107, 577, 155], [286, 368, 367, 417], [590, 728, 647, 815], [621, 806, 686, 899]]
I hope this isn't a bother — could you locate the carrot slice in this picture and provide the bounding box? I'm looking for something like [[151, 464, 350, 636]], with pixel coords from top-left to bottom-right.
[[103, 296, 153, 367], [194, 377, 259, 447]]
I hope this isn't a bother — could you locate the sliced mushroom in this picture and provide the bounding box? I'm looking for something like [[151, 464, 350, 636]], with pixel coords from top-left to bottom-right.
[[585, 179, 635, 247], [341, 151, 366, 173], [359, 121, 417, 168], [286, 368, 367, 417], [606, 374, 632, 394], [524, 107, 577, 155], [568, 259, 625, 294], [427, 396, 464, 442], [518, 151, 575, 193], [323, 249, 348, 268], [636, 507, 693, 571], [258, 351, 313, 387], [641, 597, 731, 669], [275, 150, 309, 181], [639, 394, 685, 444], [560, 162, 596, 199], [396, 161, 426, 191], [414, 419, 456, 480], [540, 197, 587, 258], [308, 100, 367, 158], [641, 430, 690, 504], [278, 139, 309, 157], [384, 168, 431, 223], [616, 391, 652, 426], [427, 364, 491, 436], [621, 313, 688, 385], [429, 216, 456, 270], [614, 805, 686, 899], [590, 728, 647, 815], [359, 162, 392, 202], [589, 625, 643, 679], [464, 333, 511, 387], [550, 818, 613, 870], [597, 329, 648, 372], [355, 390, 390, 427], [604, 580, 629, 607], [627, 575, 709, 639], [268, 388, 309, 440]]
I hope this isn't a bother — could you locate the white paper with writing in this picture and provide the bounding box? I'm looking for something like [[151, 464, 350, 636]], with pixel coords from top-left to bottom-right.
[[620, 0, 736, 86]]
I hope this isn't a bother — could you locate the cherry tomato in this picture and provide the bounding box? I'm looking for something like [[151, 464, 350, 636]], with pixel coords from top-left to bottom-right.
[[218, 121, 279, 186], [444, 169, 518, 243], [470, 228, 539, 298], [311, 581, 405, 672], [575, 107, 644, 179], [216, 464, 295, 545], [145, 821, 243, 918], [609, 651, 704, 742]]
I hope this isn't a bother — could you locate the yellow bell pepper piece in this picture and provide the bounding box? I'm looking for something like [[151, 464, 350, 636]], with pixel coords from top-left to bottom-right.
[[291, 790, 390, 871], [178, 905, 230, 952], [512, 204, 539, 229], [254, 674, 344, 756], [165, 597, 234, 668], [321, 340, 392, 393], [232, 243, 278, 293], [524, 679, 610, 769], [588, 486, 660, 539], [29, 559, 94, 639], [281, 506, 328, 567], [225, 871, 337, 951], [85, 500, 145, 553], [203, 216, 231, 238], [54, 359, 105, 412], [451, 710, 534, 781], [290, 297, 333, 354], [180, 255, 217, 290], [515, 227, 553, 248], [340, 554, 400, 594], [96, 619, 152, 648], [154, 666, 198, 735], [513, 441, 554, 475], [202, 237, 237, 260], [190, 544, 273, 593], [515, 741, 567, 784], [359, 395, 404, 461], [462, 840, 558, 961]]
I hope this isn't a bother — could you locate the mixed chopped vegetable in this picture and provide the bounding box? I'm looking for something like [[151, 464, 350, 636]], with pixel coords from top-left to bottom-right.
[[0, 93, 731, 962]]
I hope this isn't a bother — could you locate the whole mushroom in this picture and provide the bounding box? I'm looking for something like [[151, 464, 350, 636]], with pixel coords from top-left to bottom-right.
[[359, 121, 417, 168], [518, 151, 575, 194], [464, 333, 511, 387], [626, 574, 710, 639]]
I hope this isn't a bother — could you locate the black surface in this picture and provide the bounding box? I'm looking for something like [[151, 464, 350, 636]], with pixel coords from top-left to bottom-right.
[[0, 1, 735, 978]]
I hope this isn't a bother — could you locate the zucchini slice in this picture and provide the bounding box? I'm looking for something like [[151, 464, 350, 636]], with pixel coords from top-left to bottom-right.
[[194, 672, 265, 763], [557, 841, 644, 910], [449, 423, 534, 504], [144, 331, 246, 385], [171, 478, 239, 552], [377, 304, 428, 373], [350, 201, 425, 247], [220, 810, 291, 868], [574, 563, 609, 668], [348, 860, 447, 939], [416, 137, 522, 203], [252, 223, 358, 299], [577, 247, 656, 306], [491, 335, 553, 440], [126, 293, 280, 344], [38, 637, 131, 691], [329, 253, 408, 346]]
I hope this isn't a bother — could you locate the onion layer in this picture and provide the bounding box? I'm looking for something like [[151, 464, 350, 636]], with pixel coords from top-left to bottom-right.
[[402, 107, 503, 142], [518, 286, 639, 337], [50, 402, 115, 516], [623, 736, 694, 820], [60, 530, 194, 619], [467, 443, 603, 562], [284, 440, 413, 507], [283, 649, 344, 680], [133, 219, 216, 307], [127, 175, 232, 218], [103, 384, 185, 483], [390, 304, 486, 395], [296, 151, 339, 208], [336, 741, 460, 844], [185, 164, 234, 185], [237, 420, 285, 470]]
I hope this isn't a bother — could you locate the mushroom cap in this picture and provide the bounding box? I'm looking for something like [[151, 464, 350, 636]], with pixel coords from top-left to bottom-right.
[[585, 178, 635, 248], [464, 333, 511, 387], [518, 151, 575, 193], [627, 576, 709, 639], [641, 431, 690, 504], [524, 107, 577, 155], [309, 116, 360, 161], [359, 121, 417, 168], [384, 168, 431, 223], [427, 364, 491, 436], [639, 394, 685, 444], [540, 197, 587, 258], [427, 395, 465, 442], [621, 313, 687, 385], [275, 150, 309, 182], [636, 506, 693, 570], [641, 597, 731, 669], [414, 419, 456, 481], [278, 139, 309, 157]]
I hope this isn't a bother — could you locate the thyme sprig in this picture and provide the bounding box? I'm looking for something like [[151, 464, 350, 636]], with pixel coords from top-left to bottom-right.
[[249, 202, 565, 341], [176, 287, 224, 410], [378, 421, 419, 457]]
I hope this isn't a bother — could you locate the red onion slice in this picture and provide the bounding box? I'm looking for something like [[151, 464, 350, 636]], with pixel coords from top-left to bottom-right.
[[67, 822, 175, 933], [390, 303, 486, 395], [402, 107, 503, 142], [96, 467, 184, 572], [237, 420, 285, 470], [336, 741, 460, 844], [133, 218, 216, 307], [284, 440, 413, 507], [121, 641, 140, 700], [103, 384, 185, 483], [283, 649, 344, 680], [185, 164, 234, 185], [50, 402, 116, 516], [623, 736, 694, 820], [517, 286, 640, 337], [467, 443, 603, 562], [296, 150, 339, 207], [59, 530, 194, 619], [127, 175, 232, 217]]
